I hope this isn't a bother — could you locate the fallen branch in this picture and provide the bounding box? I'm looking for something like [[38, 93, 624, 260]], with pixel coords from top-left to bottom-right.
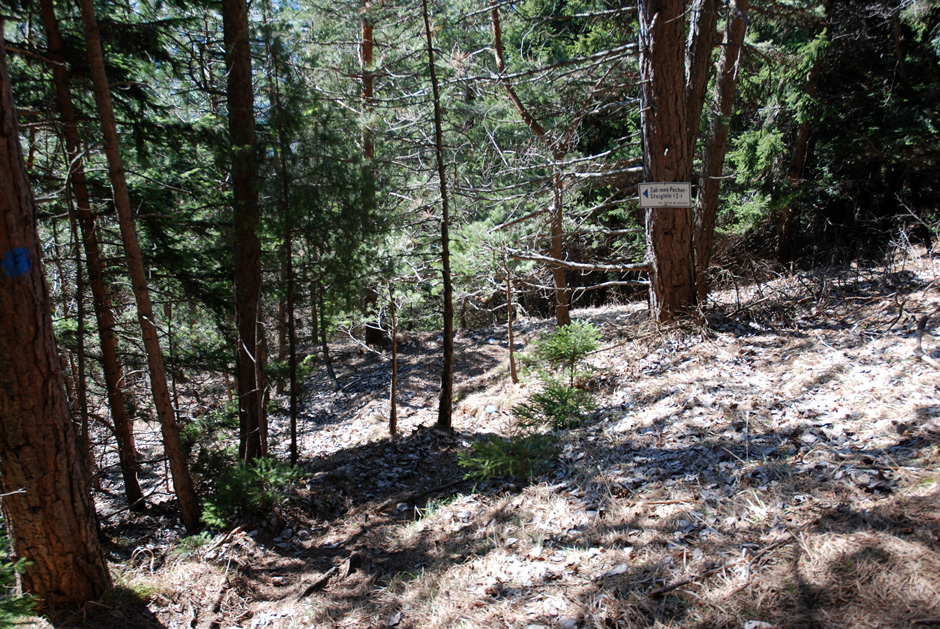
[[295, 566, 337, 600], [295, 552, 363, 600], [648, 564, 725, 598], [202, 525, 245, 554], [626, 499, 699, 507], [507, 249, 648, 273], [648, 533, 796, 598]]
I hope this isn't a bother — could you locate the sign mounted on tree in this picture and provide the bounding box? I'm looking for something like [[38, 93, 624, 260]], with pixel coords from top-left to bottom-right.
[[639, 182, 692, 208]]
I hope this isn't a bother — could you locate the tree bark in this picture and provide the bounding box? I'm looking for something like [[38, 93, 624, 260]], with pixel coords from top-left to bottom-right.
[[694, 0, 749, 301], [269, 48, 297, 464], [76, 0, 200, 531], [361, 0, 376, 164], [423, 0, 455, 432], [68, 200, 99, 489], [0, 28, 112, 605], [638, 0, 697, 322], [505, 259, 519, 384], [684, 0, 718, 141], [39, 0, 144, 510], [388, 283, 398, 437], [222, 0, 265, 462]]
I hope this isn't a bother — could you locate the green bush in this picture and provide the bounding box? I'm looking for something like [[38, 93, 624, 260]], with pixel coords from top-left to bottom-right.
[[458, 434, 558, 482], [202, 457, 304, 530], [532, 320, 600, 385], [459, 322, 601, 485], [181, 402, 239, 492], [267, 354, 318, 381], [0, 532, 36, 624], [172, 532, 214, 558], [512, 382, 596, 430]]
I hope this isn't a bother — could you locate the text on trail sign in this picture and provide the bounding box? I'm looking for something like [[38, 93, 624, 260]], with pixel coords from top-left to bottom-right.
[[638, 182, 692, 208]]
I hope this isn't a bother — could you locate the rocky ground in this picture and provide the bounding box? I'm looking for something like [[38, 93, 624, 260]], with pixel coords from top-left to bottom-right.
[[39, 248, 940, 628]]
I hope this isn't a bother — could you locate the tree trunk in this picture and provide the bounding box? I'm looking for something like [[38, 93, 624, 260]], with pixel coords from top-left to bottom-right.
[[361, 0, 376, 164], [68, 202, 99, 489], [777, 0, 833, 264], [549, 164, 571, 327], [316, 285, 341, 392], [491, 1, 570, 326], [505, 260, 519, 384], [76, 0, 200, 531], [388, 283, 398, 437], [638, 0, 697, 322], [262, 0, 298, 463], [422, 0, 455, 432], [0, 31, 112, 605], [694, 0, 748, 301], [222, 0, 265, 462], [684, 0, 718, 141], [38, 0, 145, 510], [285, 191, 298, 466], [50, 221, 78, 404]]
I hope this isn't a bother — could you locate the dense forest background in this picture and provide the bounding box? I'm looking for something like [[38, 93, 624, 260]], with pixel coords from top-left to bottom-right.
[[0, 0, 939, 623]]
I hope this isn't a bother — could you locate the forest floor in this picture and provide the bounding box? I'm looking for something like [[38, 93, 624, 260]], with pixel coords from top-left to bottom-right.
[[38, 247, 940, 629]]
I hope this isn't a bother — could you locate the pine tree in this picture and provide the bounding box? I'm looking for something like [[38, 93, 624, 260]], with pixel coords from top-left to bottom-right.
[[0, 26, 112, 605]]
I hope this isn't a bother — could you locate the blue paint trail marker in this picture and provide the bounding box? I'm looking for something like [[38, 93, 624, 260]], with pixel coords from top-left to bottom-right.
[[1, 248, 32, 278]]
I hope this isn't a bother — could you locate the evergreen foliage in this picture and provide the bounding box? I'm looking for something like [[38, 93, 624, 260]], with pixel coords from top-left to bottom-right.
[[201, 457, 304, 530], [460, 321, 599, 481], [0, 531, 36, 625], [513, 382, 596, 431], [531, 320, 601, 385], [458, 433, 559, 482], [3, 0, 940, 600]]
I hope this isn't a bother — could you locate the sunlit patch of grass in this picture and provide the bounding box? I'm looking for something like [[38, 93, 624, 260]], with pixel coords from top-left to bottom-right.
[[104, 568, 160, 607]]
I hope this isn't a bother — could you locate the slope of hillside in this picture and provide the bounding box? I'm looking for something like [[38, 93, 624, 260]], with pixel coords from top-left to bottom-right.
[[43, 250, 940, 628]]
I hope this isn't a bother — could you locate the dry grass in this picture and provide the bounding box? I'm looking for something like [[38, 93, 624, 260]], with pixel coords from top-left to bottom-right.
[[39, 248, 940, 629]]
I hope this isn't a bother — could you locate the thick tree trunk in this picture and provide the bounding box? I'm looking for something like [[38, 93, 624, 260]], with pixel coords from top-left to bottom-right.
[[39, 0, 144, 510], [0, 31, 112, 605], [694, 0, 748, 301], [222, 0, 265, 462], [76, 0, 200, 531], [638, 0, 697, 322], [423, 0, 455, 432]]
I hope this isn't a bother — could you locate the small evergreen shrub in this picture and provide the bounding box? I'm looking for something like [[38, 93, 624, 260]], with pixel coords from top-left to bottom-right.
[[532, 320, 600, 385], [458, 434, 558, 482], [172, 532, 214, 558], [0, 532, 35, 624], [202, 457, 304, 530], [513, 382, 596, 430], [459, 321, 601, 484], [181, 401, 239, 491]]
